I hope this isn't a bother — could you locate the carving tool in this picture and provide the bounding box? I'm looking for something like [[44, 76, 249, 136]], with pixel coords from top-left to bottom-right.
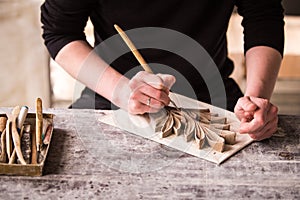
[[0, 129, 7, 163], [0, 117, 7, 163], [36, 98, 43, 152], [31, 127, 37, 164], [5, 106, 27, 164], [9, 125, 25, 164], [114, 24, 153, 73], [0, 117, 7, 133], [114, 24, 179, 109], [5, 119, 12, 159], [10, 107, 27, 165], [21, 124, 32, 164], [42, 118, 51, 141], [6, 106, 20, 159], [17, 106, 28, 131], [8, 106, 29, 164], [43, 124, 53, 145]]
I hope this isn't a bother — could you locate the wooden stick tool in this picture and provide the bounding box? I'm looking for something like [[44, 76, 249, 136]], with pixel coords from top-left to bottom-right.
[[0, 117, 7, 163], [114, 24, 178, 109], [6, 106, 27, 164], [36, 98, 43, 152], [114, 24, 153, 74]]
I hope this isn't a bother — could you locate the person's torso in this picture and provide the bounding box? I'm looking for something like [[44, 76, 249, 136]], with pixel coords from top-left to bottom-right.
[[90, 0, 236, 98]]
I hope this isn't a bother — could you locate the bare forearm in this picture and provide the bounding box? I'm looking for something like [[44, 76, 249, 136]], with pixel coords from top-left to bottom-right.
[[234, 46, 282, 140], [54, 40, 175, 113], [244, 46, 282, 100], [55, 40, 129, 108]]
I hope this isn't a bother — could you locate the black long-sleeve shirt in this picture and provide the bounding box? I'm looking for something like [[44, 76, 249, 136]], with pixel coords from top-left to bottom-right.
[[41, 0, 284, 110]]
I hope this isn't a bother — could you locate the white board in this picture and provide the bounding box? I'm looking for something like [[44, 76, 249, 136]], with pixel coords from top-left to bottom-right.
[[99, 93, 254, 164]]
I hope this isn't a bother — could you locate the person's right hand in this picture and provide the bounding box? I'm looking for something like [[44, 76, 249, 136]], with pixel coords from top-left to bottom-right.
[[127, 71, 176, 115]]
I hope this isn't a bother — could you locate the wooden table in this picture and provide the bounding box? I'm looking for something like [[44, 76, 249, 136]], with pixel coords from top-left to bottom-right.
[[0, 108, 299, 199]]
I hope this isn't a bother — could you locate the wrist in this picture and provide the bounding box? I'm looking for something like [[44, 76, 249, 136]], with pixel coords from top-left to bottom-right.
[[110, 76, 131, 110], [244, 89, 271, 100], [244, 80, 273, 100]]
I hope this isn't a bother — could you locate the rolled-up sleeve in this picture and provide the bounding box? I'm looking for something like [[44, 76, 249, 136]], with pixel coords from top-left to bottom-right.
[[236, 0, 285, 56], [41, 0, 95, 59]]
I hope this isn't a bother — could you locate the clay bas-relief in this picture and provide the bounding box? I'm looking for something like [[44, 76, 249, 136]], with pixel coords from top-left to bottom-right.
[[151, 107, 237, 152]]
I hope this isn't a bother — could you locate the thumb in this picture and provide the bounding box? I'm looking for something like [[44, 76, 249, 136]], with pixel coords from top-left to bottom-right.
[[235, 96, 257, 112], [157, 74, 176, 90], [235, 96, 257, 120]]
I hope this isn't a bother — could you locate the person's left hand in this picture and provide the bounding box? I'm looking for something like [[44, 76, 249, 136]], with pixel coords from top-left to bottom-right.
[[234, 96, 278, 141]]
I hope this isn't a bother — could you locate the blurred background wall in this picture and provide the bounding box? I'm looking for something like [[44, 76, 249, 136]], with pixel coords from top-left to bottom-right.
[[0, 0, 50, 108], [0, 0, 299, 114]]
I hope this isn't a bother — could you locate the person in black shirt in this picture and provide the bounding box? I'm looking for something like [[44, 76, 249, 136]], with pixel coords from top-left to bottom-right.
[[41, 0, 284, 141]]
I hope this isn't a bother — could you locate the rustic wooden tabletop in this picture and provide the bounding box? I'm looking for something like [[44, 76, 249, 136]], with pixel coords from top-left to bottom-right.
[[0, 108, 299, 199]]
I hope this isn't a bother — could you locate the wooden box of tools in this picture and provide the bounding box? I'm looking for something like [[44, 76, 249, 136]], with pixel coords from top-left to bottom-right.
[[0, 112, 54, 176]]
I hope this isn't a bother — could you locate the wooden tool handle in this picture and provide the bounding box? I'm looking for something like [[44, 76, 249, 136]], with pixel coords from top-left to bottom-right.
[[10, 107, 26, 165], [114, 24, 179, 109], [5, 121, 12, 159], [17, 106, 28, 129], [36, 98, 43, 152], [0, 129, 7, 163], [5, 106, 20, 159], [114, 24, 153, 73], [10, 126, 26, 164], [0, 117, 7, 132], [31, 127, 37, 164]]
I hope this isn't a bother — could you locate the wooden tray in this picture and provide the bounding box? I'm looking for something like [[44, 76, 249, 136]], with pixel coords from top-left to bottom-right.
[[0, 113, 54, 176]]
